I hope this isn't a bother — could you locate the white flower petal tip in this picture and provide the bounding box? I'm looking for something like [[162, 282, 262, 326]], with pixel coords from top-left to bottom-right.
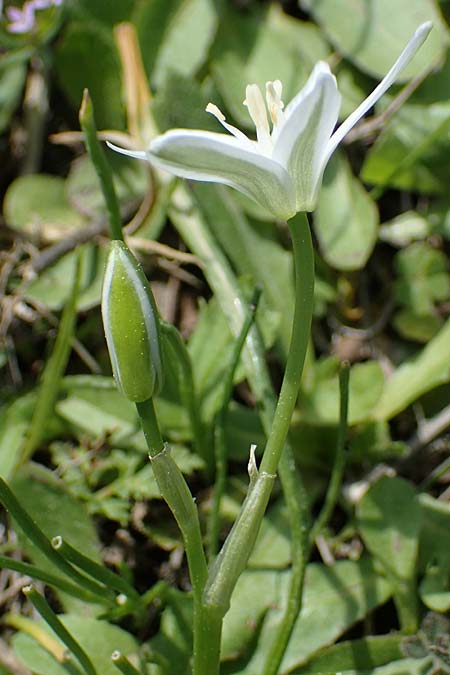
[[324, 20, 433, 166], [107, 22, 432, 219], [105, 141, 147, 161]]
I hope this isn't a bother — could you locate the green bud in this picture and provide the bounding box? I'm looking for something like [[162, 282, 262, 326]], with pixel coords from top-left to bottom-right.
[[101, 240, 163, 401]]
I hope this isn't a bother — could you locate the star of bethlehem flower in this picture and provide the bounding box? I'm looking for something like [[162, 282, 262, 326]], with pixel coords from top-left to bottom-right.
[[108, 22, 432, 220]]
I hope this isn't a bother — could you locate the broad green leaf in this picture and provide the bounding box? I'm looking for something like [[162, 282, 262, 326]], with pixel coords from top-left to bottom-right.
[[151, 0, 218, 88], [56, 375, 190, 448], [55, 22, 124, 129], [394, 242, 450, 315], [22, 244, 105, 311], [374, 315, 450, 420], [362, 103, 450, 195], [302, 0, 447, 80], [0, 51, 27, 133], [357, 476, 420, 581], [293, 634, 403, 674], [70, 0, 135, 25], [10, 463, 101, 611], [300, 358, 385, 426], [0, 395, 35, 480], [248, 499, 291, 569], [393, 309, 443, 343], [418, 494, 450, 570], [315, 152, 379, 271], [191, 183, 294, 356], [133, 0, 183, 78], [420, 565, 450, 611], [225, 558, 392, 673], [212, 6, 329, 127], [13, 615, 138, 675], [66, 153, 148, 217], [3, 174, 85, 240]]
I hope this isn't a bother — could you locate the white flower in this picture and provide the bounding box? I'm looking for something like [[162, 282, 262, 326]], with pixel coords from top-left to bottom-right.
[[108, 22, 432, 220]]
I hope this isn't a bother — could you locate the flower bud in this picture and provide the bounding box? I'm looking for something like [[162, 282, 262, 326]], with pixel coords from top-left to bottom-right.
[[101, 240, 163, 401]]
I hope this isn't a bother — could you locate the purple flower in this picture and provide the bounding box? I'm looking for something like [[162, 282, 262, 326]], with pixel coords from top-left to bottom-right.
[[3, 0, 62, 33], [6, 2, 35, 33]]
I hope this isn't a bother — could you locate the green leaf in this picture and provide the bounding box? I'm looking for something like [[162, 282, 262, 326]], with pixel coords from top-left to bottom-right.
[[22, 244, 105, 311], [293, 634, 403, 674], [150, 0, 217, 88], [0, 394, 36, 480], [300, 358, 385, 426], [302, 0, 447, 80], [55, 22, 124, 129], [362, 103, 450, 195], [314, 152, 379, 271], [224, 558, 392, 673], [419, 494, 450, 570], [211, 6, 329, 127], [420, 565, 450, 612], [393, 309, 443, 343], [57, 375, 190, 449], [394, 242, 450, 315], [3, 174, 85, 240], [13, 615, 138, 675], [10, 464, 101, 611], [0, 51, 27, 133], [67, 153, 148, 218], [70, 0, 135, 26], [248, 499, 291, 569], [357, 476, 420, 581], [374, 315, 450, 420], [191, 183, 294, 356]]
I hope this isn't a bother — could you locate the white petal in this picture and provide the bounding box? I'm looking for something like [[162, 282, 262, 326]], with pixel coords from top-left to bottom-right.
[[324, 21, 433, 164], [149, 129, 296, 219], [106, 141, 147, 160], [272, 62, 341, 211]]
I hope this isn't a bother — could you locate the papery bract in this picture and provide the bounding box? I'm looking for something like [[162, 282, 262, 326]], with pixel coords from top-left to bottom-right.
[[108, 22, 432, 219]]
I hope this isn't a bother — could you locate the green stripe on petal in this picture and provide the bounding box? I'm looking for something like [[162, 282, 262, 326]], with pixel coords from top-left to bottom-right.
[[273, 62, 341, 212], [149, 130, 296, 220]]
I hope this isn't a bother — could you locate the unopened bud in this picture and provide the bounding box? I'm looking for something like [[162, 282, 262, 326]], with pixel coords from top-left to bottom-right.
[[101, 240, 163, 401]]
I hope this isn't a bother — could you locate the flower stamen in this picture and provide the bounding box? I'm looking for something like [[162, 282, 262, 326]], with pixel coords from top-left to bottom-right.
[[244, 84, 272, 151], [205, 103, 250, 143], [266, 80, 285, 129]]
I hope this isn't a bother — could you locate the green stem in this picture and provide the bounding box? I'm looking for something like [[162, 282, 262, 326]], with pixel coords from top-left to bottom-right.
[[208, 288, 261, 560], [24, 585, 97, 675], [111, 651, 141, 675], [0, 556, 101, 604], [135, 398, 220, 675], [79, 89, 123, 242], [160, 321, 210, 474], [260, 213, 314, 475], [310, 362, 350, 542], [171, 193, 313, 666], [51, 536, 140, 603], [203, 212, 314, 614], [0, 478, 114, 604]]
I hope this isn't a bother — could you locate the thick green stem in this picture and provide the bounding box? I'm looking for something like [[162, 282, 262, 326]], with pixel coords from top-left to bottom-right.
[[202, 212, 315, 615], [171, 194, 314, 667], [135, 398, 220, 675], [260, 212, 314, 475]]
